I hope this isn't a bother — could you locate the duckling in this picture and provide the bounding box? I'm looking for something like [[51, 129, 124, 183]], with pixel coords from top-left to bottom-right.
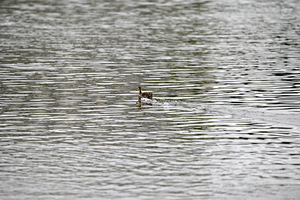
[[137, 86, 153, 99]]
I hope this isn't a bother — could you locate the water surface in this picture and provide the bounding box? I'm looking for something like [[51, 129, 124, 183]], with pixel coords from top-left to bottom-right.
[[1, 0, 300, 199]]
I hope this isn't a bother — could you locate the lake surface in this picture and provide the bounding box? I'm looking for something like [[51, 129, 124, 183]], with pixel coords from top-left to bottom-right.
[[1, 0, 300, 199]]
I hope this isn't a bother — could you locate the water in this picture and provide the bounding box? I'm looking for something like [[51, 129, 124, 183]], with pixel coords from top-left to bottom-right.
[[1, 0, 300, 199]]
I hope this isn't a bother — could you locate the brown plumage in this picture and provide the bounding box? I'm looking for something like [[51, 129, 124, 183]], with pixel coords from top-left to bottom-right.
[[137, 86, 152, 99]]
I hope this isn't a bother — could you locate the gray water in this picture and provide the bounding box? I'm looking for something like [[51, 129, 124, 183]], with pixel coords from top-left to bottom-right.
[[1, 0, 300, 199]]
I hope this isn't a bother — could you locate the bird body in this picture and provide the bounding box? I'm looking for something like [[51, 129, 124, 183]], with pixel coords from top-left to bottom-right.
[[137, 86, 152, 99]]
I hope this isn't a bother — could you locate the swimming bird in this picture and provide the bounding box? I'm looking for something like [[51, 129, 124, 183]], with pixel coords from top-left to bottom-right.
[[137, 86, 152, 99]]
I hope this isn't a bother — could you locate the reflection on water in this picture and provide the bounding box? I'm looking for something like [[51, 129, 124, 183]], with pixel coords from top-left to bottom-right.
[[1, 0, 300, 199]]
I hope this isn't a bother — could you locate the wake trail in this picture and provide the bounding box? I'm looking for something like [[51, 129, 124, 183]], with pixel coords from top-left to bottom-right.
[[209, 104, 300, 129], [147, 98, 300, 130]]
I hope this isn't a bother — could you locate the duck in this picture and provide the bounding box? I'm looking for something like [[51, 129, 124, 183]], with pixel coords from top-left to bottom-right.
[[137, 86, 153, 99]]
